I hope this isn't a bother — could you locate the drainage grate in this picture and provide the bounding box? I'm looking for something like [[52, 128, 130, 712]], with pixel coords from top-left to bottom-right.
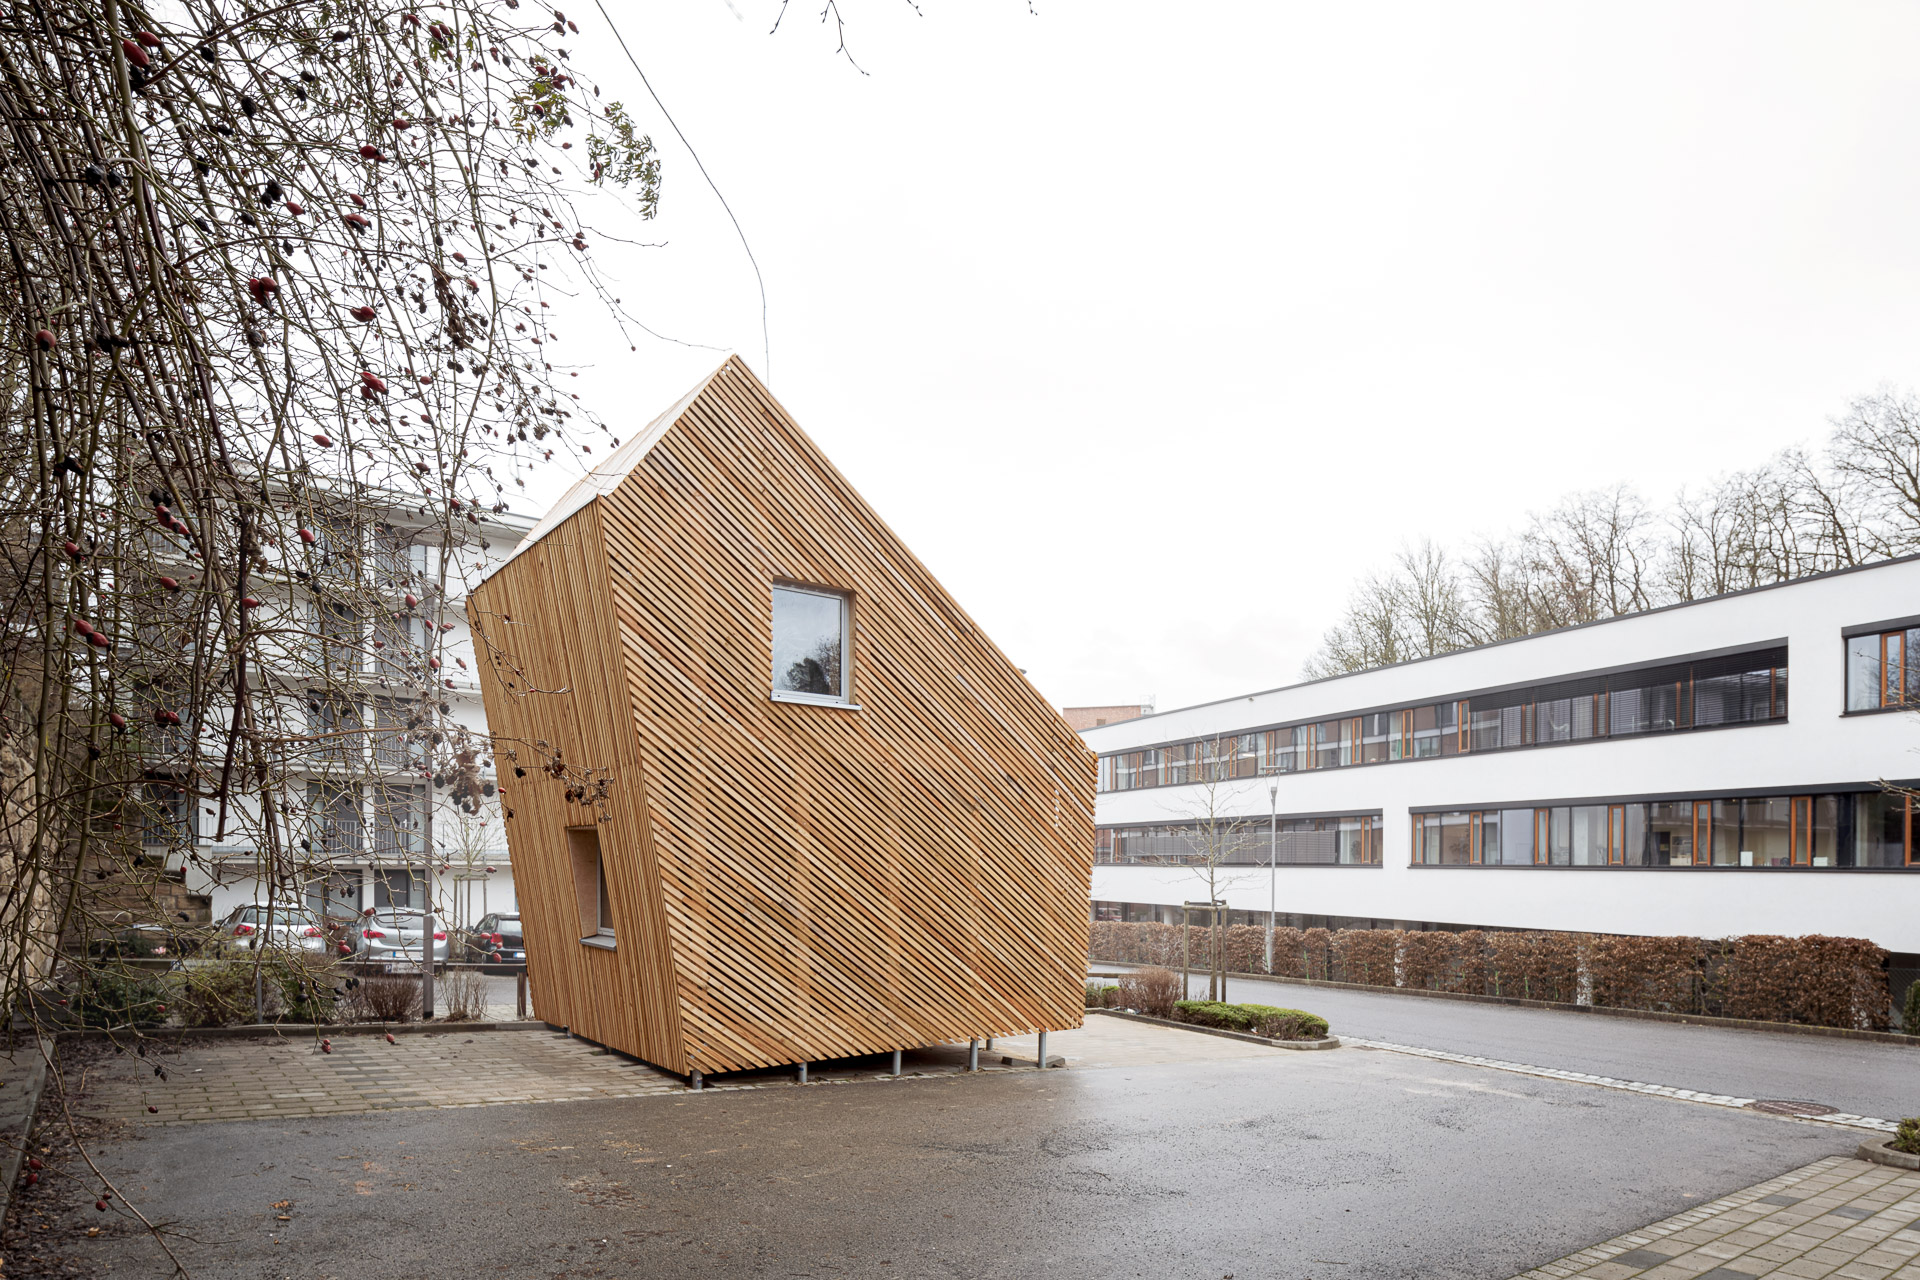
[[1747, 1099, 1840, 1117]]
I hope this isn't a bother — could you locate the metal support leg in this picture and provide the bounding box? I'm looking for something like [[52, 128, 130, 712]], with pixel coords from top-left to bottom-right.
[[1037, 1030, 1048, 1069], [516, 969, 527, 1020], [890, 1048, 901, 1077], [967, 1039, 979, 1072], [690, 1071, 703, 1091], [984, 1037, 993, 1051], [797, 1061, 808, 1084]]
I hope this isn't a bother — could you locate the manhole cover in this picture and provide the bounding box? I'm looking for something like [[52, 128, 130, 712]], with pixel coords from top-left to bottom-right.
[[1748, 1099, 1839, 1117]]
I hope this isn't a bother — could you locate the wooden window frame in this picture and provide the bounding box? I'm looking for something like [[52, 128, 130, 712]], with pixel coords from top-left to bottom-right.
[[1534, 808, 1549, 866], [1790, 795, 1811, 866]]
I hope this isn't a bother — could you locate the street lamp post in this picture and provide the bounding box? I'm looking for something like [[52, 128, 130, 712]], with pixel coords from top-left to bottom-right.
[[1266, 782, 1278, 975]]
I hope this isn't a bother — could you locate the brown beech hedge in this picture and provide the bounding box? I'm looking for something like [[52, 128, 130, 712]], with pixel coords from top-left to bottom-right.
[[1088, 922, 1892, 1031]]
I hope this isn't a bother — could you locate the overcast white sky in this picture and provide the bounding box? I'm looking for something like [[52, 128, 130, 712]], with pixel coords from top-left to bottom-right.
[[542, 1, 1920, 714]]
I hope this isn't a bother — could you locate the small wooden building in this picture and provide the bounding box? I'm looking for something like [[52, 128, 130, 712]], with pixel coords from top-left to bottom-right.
[[467, 357, 1094, 1078]]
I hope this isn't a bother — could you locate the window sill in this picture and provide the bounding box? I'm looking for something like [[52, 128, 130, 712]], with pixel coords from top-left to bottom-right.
[[579, 934, 617, 951], [771, 691, 862, 710], [1840, 704, 1919, 718]]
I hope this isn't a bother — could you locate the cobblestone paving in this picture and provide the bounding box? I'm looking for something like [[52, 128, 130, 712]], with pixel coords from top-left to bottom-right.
[[1347, 1037, 1900, 1134], [60, 1017, 1282, 1127], [1512, 1156, 1920, 1280], [67, 1030, 686, 1125]]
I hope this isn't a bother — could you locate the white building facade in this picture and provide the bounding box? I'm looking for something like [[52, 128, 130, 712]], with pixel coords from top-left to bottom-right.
[[1083, 556, 1920, 964], [147, 502, 535, 932]]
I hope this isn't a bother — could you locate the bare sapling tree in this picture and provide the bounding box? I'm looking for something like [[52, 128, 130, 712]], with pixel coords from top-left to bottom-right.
[[1164, 735, 1258, 1002]]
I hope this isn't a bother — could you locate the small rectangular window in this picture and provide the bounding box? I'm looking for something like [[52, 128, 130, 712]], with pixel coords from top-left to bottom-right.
[[772, 584, 850, 705]]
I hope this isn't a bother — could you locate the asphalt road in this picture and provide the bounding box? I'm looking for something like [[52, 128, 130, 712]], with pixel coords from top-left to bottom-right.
[[31, 1043, 1851, 1279], [1122, 967, 1920, 1121]]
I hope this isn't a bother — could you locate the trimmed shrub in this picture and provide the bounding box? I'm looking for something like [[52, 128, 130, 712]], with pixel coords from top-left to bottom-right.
[[1893, 1117, 1920, 1156], [1174, 1000, 1329, 1040], [1721, 935, 1890, 1031], [1084, 981, 1120, 1009], [1589, 935, 1702, 1014], [1902, 977, 1920, 1035], [1487, 931, 1581, 1004], [1117, 966, 1182, 1019], [71, 965, 167, 1028], [1087, 921, 1892, 1031], [1399, 930, 1461, 992], [179, 960, 272, 1027], [1332, 928, 1398, 987]]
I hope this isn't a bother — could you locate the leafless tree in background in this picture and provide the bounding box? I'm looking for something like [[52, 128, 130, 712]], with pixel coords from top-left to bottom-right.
[[1307, 389, 1920, 677]]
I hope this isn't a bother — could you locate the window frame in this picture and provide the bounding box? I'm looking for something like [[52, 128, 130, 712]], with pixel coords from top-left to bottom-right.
[[769, 582, 855, 709]]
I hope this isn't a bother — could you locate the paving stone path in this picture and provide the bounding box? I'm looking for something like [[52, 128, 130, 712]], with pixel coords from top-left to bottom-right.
[[60, 1016, 1276, 1127], [1347, 1037, 1900, 1134], [67, 1029, 686, 1125], [1512, 1156, 1920, 1280]]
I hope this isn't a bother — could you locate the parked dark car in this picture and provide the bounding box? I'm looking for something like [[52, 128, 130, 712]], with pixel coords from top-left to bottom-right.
[[461, 913, 525, 967]]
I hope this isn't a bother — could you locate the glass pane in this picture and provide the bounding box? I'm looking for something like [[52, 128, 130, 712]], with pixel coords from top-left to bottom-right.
[[1856, 792, 1909, 867], [1438, 702, 1461, 756], [1439, 812, 1471, 865], [1537, 698, 1573, 744], [1411, 705, 1441, 758], [1545, 807, 1571, 866], [1469, 706, 1503, 752], [1847, 634, 1881, 711], [1610, 685, 1647, 736], [1361, 714, 1390, 764], [1751, 794, 1789, 867], [1622, 804, 1647, 865], [1315, 721, 1342, 770], [1335, 817, 1365, 864], [1711, 798, 1745, 865], [1569, 805, 1608, 866], [1808, 795, 1837, 867], [772, 587, 845, 698], [1571, 695, 1596, 740], [1647, 801, 1693, 866], [1475, 811, 1500, 863], [1499, 809, 1534, 865]]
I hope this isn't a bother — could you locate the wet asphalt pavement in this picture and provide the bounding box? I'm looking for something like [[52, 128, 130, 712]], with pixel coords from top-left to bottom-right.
[[42, 1038, 1852, 1279], [1120, 968, 1920, 1121]]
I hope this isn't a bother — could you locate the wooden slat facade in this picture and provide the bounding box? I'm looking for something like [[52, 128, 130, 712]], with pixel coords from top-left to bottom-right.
[[467, 357, 1095, 1076]]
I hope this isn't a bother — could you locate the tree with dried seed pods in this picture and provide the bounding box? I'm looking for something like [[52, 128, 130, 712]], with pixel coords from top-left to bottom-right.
[[0, 0, 662, 1268]]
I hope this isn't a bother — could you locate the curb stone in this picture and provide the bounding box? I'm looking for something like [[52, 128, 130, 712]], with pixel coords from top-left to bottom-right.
[[0, 1037, 53, 1224], [1090, 1008, 1340, 1050], [1855, 1135, 1920, 1169]]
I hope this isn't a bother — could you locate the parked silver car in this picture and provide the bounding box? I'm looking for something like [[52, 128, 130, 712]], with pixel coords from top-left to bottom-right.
[[213, 904, 327, 954], [347, 909, 450, 968]]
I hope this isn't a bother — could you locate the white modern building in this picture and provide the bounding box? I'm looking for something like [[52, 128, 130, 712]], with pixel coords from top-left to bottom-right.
[[136, 498, 535, 933], [1082, 556, 1920, 970]]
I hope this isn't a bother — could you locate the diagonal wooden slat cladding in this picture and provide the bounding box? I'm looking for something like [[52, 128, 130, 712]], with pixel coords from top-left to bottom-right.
[[468, 357, 1093, 1077]]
